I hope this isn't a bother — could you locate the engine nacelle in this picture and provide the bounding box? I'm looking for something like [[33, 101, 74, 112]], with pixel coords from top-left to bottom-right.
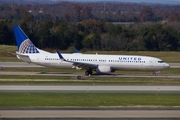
[[96, 65, 112, 74]]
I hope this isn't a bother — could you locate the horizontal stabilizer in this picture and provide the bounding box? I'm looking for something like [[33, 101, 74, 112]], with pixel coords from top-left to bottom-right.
[[16, 51, 31, 62]]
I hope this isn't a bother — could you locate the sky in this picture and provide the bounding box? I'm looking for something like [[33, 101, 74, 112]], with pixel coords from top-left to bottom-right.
[[62, 0, 180, 5]]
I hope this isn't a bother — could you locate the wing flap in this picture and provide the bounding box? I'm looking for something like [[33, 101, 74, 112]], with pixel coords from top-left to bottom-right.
[[72, 62, 97, 69]]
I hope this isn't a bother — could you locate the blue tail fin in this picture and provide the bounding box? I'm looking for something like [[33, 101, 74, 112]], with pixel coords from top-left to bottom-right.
[[13, 25, 39, 54], [74, 48, 79, 53]]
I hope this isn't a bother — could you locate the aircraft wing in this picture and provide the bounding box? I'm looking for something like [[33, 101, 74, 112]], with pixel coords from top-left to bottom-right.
[[71, 61, 97, 69], [57, 51, 97, 70]]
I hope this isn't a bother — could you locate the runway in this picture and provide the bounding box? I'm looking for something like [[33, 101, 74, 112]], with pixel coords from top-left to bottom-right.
[[1, 108, 180, 119], [0, 84, 180, 93], [0, 62, 180, 68]]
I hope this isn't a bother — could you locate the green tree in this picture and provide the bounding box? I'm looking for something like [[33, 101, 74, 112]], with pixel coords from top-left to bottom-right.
[[13, 8, 21, 20], [81, 19, 105, 34], [36, 21, 53, 48], [51, 21, 71, 50], [82, 34, 101, 50], [143, 24, 180, 51], [0, 21, 14, 45]]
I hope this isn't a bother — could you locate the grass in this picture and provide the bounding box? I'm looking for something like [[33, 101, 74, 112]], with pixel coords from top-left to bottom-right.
[[0, 45, 20, 62], [0, 93, 180, 107]]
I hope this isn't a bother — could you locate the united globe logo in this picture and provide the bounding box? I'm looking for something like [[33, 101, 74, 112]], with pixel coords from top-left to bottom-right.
[[19, 39, 39, 54]]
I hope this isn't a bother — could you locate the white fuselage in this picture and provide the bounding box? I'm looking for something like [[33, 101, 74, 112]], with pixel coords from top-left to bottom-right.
[[16, 52, 170, 72]]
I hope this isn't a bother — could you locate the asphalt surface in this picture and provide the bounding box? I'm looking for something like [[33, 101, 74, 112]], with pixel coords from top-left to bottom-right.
[[0, 84, 180, 93], [1, 108, 180, 119]]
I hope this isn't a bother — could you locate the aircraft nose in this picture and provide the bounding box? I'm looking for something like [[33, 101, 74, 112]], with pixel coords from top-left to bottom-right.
[[164, 63, 170, 68]]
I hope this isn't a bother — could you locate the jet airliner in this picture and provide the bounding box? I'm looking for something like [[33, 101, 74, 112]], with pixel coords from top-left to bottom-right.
[[13, 25, 170, 75]]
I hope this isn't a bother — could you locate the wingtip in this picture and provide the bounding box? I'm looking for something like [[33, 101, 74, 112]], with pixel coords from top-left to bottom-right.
[[56, 50, 64, 59], [74, 48, 79, 53]]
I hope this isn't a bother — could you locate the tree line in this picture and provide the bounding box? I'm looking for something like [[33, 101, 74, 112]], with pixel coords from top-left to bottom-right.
[[0, 19, 180, 51], [0, 2, 180, 22]]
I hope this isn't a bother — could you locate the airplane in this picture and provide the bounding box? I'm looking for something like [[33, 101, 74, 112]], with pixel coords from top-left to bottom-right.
[[13, 25, 170, 76]]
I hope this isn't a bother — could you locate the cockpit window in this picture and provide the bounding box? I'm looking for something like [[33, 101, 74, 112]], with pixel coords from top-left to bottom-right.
[[158, 61, 164, 63]]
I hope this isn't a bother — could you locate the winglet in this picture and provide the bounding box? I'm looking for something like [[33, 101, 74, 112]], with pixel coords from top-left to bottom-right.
[[56, 50, 65, 60], [74, 48, 79, 53]]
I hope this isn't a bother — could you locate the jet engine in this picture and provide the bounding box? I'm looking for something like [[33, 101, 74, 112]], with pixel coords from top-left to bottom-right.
[[96, 65, 112, 74]]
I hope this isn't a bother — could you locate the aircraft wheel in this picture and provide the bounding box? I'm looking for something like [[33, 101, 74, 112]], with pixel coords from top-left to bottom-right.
[[89, 70, 92, 75], [153, 72, 156, 76], [85, 70, 92, 76], [85, 71, 89, 76]]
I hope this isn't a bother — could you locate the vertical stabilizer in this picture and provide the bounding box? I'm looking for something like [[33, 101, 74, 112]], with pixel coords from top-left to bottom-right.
[[13, 25, 39, 54]]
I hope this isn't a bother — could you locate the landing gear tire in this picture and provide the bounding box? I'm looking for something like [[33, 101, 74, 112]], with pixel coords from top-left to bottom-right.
[[85, 71, 89, 76], [153, 72, 156, 76], [85, 70, 92, 76]]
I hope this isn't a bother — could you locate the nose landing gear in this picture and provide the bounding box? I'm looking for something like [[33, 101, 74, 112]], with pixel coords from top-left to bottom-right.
[[152, 71, 161, 76]]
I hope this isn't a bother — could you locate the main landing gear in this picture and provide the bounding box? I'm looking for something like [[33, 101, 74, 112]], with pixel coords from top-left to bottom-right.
[[153, 72, 156, 76], [85, 69, 93, 76]]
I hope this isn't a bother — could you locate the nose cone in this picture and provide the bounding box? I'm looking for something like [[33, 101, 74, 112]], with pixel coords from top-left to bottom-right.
[[164, 63, 170, 68]]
